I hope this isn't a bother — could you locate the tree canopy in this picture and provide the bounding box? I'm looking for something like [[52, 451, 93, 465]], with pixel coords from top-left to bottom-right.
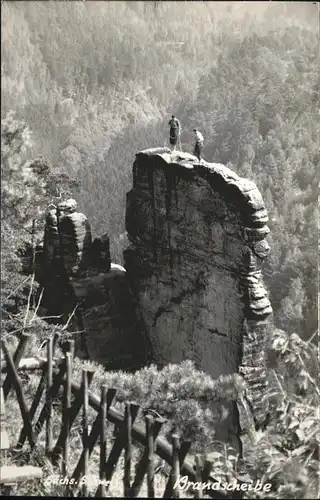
[[1, 1, 318, 339]]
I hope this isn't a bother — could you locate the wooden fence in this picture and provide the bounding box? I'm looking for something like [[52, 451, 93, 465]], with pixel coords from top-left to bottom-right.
[[0, 333, 242, 498]]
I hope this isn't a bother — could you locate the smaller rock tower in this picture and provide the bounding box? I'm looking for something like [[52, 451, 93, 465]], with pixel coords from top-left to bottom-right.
[[39, 199, 149, 369]]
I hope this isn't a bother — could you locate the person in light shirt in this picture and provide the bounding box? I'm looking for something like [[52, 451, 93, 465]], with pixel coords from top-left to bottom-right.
[[193, 129, 204, 162]]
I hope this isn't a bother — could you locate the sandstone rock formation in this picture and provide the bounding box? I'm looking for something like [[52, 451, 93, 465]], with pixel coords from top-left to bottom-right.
[[124, 148, 273, 430], [39, 199, 149, 369], [36, 149, 272, 446], [57, 198, 92, 276], [40, 199, 92, 316]]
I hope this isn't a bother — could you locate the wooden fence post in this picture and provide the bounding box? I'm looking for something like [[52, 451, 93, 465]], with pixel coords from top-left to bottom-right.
[[146, 415, 155, 498], [163, 440, 191, 498], [123, 402, 133, 497], [45, 336, 53, 455], [33, 362, 66, 446], [51, 369, 95, 466], [130, 417, 165, 497], [61, 351, 72, 481], [172, 434, 180, 499], [82, 369, 89, 497], [98, 384, 108, 497], [71, 389, 117, 486]]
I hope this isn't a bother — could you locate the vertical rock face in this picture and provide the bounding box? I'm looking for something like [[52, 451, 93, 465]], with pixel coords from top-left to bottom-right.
[[124, 148, 273, 428]]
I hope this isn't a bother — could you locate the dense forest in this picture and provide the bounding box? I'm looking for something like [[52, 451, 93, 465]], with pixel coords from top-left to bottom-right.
[[1, 3, 319, 498], [1, 0, 318, 341]]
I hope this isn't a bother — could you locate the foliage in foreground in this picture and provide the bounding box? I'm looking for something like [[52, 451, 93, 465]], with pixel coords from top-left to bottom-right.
[[3, 316, 319, 498]]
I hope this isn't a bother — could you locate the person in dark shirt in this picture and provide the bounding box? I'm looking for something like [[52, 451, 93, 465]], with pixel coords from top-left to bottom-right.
[[168, 115, 181, 151]]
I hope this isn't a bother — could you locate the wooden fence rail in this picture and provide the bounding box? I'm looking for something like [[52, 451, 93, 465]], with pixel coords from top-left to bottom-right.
[[0, 334, 243, 499]]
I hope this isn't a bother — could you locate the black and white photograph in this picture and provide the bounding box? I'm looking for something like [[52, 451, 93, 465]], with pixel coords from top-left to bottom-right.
[[1, 1, 319, 498]]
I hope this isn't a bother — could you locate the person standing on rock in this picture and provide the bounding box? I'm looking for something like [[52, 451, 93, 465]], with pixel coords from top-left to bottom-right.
[[168, 115, 181, 151], [193, 128, 204, 162]]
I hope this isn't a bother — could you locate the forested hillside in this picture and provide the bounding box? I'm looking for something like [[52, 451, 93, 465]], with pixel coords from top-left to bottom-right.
[[1, 1, 318, 340]]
